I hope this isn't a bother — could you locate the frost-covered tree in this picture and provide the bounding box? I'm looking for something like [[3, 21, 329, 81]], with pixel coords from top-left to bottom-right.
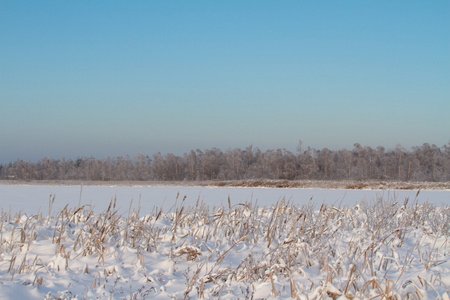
[[1, 143, 449, 182]]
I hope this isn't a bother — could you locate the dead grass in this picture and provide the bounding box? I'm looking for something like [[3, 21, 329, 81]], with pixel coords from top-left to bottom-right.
[[0, 193, 448, 298]]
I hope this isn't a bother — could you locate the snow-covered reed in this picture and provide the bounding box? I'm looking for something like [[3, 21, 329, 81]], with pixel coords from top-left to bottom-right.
[[0, 192, 449, 299]]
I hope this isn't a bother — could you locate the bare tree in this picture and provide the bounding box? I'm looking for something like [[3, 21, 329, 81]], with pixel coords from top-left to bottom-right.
[[1, 143, 449, 182]]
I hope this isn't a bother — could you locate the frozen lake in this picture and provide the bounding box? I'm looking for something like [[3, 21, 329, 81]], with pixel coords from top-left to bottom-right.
[[1, 184, 448, 215]]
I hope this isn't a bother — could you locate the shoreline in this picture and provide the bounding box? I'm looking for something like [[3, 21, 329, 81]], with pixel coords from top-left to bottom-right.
[[1, 179, 449, 190]]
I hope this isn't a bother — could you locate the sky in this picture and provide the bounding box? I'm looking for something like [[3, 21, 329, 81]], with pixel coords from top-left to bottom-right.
[[1, 1, 449, 163]]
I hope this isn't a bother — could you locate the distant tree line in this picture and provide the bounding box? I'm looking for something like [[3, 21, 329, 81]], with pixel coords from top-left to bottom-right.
[[1, 143, 449, 182]]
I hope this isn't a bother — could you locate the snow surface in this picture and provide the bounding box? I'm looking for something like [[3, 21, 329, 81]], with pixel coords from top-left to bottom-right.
[[0, 184, 448, 215], [0, 185, 448, 299]]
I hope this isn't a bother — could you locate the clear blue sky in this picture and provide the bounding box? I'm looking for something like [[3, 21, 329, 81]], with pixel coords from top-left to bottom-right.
[[1, 1, 449, 163]]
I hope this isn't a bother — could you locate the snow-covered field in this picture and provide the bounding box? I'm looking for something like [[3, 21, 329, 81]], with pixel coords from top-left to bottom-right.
[[0, 184, 449, 299], [1, 184, 449, 215]]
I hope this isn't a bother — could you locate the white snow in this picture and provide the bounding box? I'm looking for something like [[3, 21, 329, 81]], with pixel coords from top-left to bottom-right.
[[0, 184, 448, 214], [0, 184, 448, 299]]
